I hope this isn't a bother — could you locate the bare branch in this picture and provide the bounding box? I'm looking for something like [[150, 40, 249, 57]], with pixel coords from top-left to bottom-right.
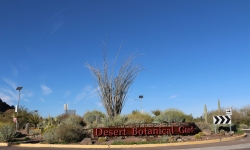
[[85, 43, 142, 118]]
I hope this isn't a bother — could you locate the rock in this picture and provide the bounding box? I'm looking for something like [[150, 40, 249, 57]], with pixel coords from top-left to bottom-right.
[[202, 129, 211, 136], [141, 138, 147, 142], [220, 129, 225, 135], [176, 138, 183, 142], [80, 138, 92, 145], [229, 131, 234, 136], [225, 132, 229, 136]]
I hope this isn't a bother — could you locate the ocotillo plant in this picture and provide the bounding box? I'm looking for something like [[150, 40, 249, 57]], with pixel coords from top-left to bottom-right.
[[204, 104, 207, 124], [218, 99, 221, 115]]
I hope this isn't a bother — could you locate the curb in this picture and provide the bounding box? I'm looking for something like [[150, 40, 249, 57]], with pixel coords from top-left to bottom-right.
[[0, 133, 246, 148]]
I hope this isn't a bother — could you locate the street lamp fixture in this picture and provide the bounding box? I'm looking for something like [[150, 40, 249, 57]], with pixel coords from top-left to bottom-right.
[[135, 95, 143, 114]]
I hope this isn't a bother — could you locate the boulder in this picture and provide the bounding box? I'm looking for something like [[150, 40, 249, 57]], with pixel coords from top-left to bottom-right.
[[202, 129, 211, 136], [229, 131, 234, 136], [80, 138, 92, 145]]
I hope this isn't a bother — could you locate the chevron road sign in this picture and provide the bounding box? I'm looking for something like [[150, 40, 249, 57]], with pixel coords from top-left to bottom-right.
[[213, 115, 231, 124]]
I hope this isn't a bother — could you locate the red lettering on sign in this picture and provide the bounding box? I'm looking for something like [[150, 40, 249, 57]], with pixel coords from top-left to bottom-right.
[[114, 130, 118, 136], [132, 128, 137, 135], [109, 130, 113, 136], [103, 130, 108, 136], [96, 128, 103, 136]]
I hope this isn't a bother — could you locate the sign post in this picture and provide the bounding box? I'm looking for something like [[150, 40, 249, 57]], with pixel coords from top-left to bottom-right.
[[226, 108, 232, 132]]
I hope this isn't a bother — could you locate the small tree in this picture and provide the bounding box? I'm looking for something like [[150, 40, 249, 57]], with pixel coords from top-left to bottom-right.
[[27, 112, 40, 128], [151, 109, 161, 117], [85, 42, 142, 118]]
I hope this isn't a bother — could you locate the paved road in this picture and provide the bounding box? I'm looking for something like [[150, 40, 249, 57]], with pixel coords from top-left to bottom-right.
[[0, 130, 249, 150]]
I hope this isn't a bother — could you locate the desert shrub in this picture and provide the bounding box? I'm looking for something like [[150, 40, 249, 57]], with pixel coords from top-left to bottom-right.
[[55, 123, 86, 143], [195, 122, 212, 131], [98, 137, 106, 142], [30, 129, 41, 137], [132, 110, 140, 114], [160, 135, 169, 143], [0, 123, 16, 142], [112, 115, 128, 126], [43, 127, 57, 144], [198, 132, 204, 136], [101, 116, 113, 127], [154, 108, 186, 123], [126, 113, 153, 124], [100, 115, 127, 127], [239, 124, 249, 129], [83, 110, 105, 123], [151, 109, 161, 117], [194, 134, 201, 139], [62, 115, 86, 127]]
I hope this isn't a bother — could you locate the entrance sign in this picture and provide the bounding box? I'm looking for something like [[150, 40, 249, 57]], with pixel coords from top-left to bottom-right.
[[93, 125, 197, 137], [213, 115, 231, 124], [226, 109, 232, 115]]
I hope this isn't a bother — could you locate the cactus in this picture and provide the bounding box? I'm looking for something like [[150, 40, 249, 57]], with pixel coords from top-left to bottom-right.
[[218, 99, 221, 115], [25, 123, 30, 134], [204, 104, 207, 124]]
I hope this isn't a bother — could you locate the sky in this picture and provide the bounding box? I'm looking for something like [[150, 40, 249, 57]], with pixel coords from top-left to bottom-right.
[[0, 0, 250, 118]]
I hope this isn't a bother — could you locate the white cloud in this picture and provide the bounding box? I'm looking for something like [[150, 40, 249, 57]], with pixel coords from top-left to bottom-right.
[[40, 98, 45, 102], [0, 92, 14, 104], [75, 91, 86, 102], [41, 85, 52, 95], [74, 86, 98, 103], [147, 86, 156, 89], [0, 79, 32, 105], [169, 95, 178, 99], [95, 102, 102, 107], [64, 91, 71, 97], [3, 78, 17, 90]]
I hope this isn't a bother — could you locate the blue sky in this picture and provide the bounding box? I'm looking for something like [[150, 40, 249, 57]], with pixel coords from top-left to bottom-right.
[[0, 0, 250, 118]]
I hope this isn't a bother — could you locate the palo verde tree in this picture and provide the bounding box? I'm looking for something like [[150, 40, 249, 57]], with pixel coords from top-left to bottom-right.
[[85, 42, 142, 118]]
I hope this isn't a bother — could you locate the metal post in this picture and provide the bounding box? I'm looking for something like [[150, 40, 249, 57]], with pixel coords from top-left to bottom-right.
[[139, 95, 143, 114], [17, 90, 20, 114]]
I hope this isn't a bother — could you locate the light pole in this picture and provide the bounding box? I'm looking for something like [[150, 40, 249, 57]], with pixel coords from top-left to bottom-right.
[[15, 87, 29, 130], [16, 86, 23, 114], [135, 95, 143, 114]]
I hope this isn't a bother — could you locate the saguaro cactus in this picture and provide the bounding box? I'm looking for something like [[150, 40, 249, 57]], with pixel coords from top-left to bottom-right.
[[218, 99, 221, 115], [204, 104, 207, 124]]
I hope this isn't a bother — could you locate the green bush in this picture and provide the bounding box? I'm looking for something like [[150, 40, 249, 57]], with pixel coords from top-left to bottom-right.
[[83, 110, 105, 123], [239, 124, 249, 129], [154, 108, 186, 123], [160, 135, 169, 143], [0, 123, 16, 142], [151, 109, 161, 117], [62, 115, 86, 127], [126, 113, 153, 124], [100, 115, 127, 127], [112, 115, 128, 126], [43, 127, 57, 144], [55, 123, 86, 143], [194, 134, 201, 139], [198, 132, 204, 136], [98, 137, 106, 142]]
